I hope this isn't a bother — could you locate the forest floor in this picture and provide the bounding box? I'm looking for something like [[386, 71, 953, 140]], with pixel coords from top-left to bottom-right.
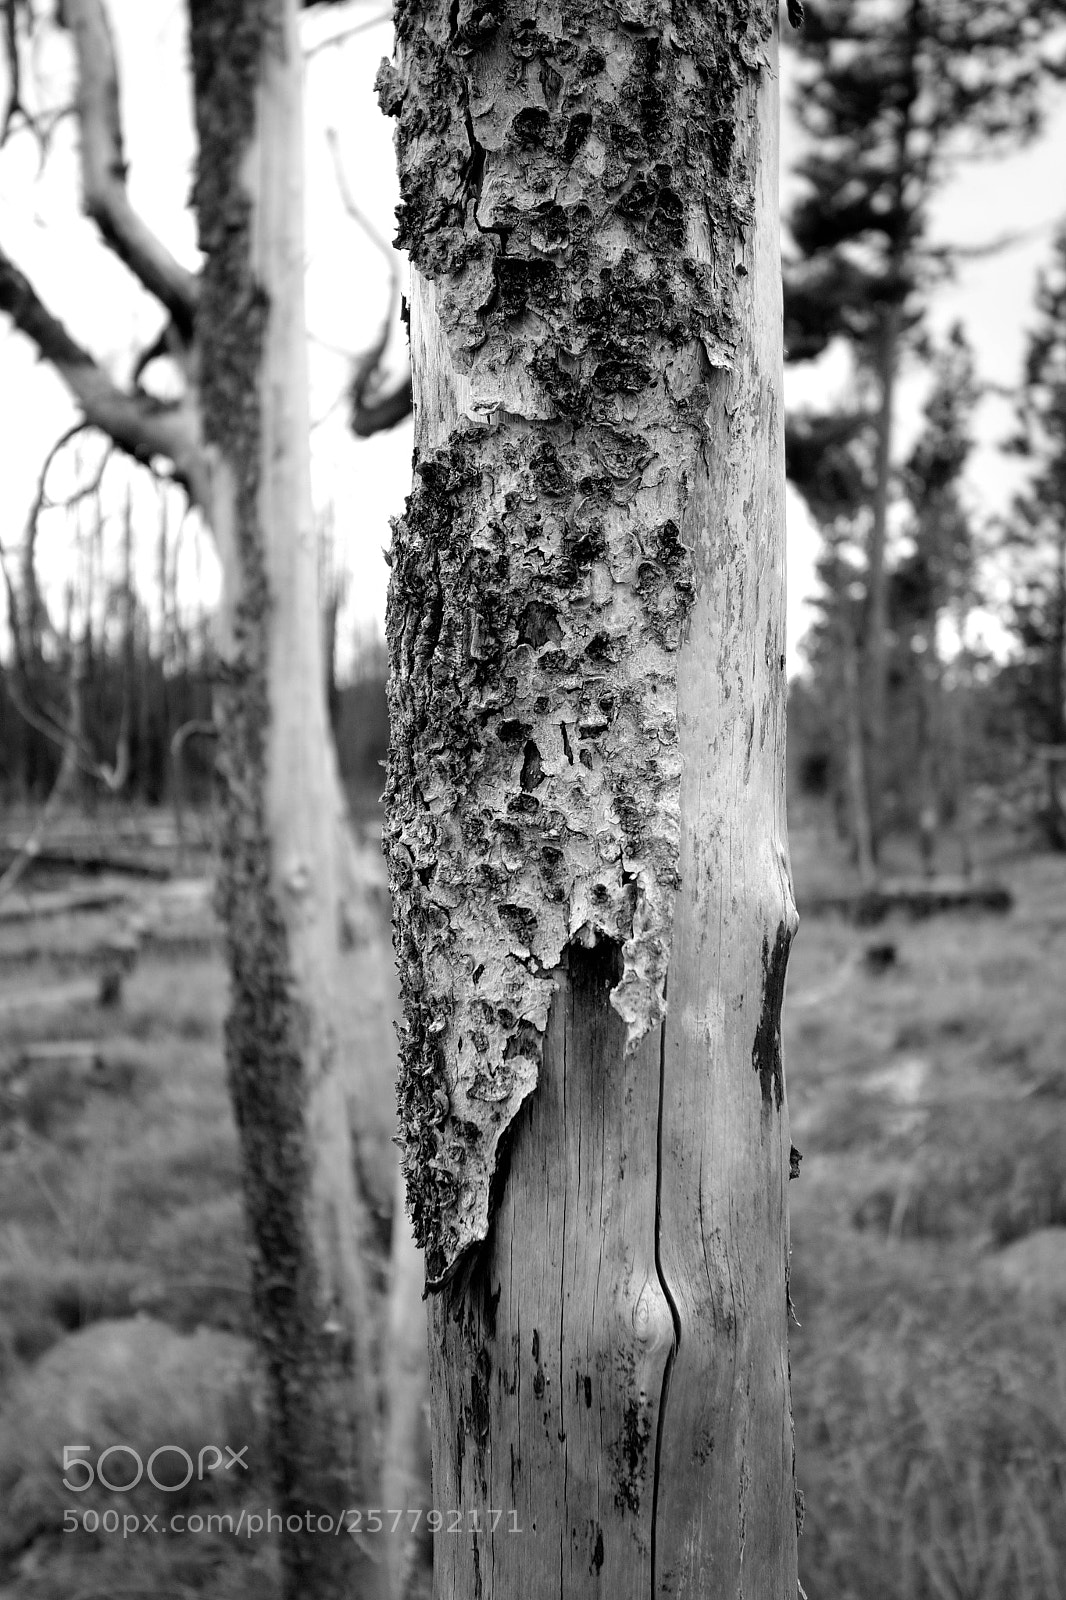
[[0, 816, 1062, 1599]]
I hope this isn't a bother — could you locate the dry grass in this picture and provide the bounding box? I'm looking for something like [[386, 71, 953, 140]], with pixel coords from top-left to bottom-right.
[[787, 828, 1066, 1600], [0, 863, 403, 1599], [1, 825, 1063, 1597]]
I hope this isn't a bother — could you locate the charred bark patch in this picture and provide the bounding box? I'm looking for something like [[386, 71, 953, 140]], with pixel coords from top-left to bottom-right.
[[752, 921, 792, 1108]]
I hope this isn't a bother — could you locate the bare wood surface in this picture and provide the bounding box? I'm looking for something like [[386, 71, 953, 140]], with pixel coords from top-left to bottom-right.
[[430, 944, 672, 1597], [655, 36, 797, 1590]]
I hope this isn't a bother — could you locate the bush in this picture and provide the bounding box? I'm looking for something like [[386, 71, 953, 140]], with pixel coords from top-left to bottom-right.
[[0, 1318, 266, 1563]]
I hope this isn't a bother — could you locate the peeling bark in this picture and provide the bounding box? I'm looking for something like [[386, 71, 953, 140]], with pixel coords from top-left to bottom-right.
[[382, 1, 797, 1593], [383, 0, 774, 1289]]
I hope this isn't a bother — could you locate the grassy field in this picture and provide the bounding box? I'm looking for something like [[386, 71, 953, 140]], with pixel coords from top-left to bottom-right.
[[0, 821, 1063, 1598], [787, 826, 1066, 1600]]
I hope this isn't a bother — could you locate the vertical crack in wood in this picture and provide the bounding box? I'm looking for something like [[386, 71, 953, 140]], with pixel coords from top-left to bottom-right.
[[559, 961, 570, 1600], [651, 996, 681, 1597]]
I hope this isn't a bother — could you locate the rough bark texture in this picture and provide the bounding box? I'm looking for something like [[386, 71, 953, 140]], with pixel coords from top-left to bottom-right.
[[383, 0, 775, 1289], [187, 5, 382, 1597], [382, 1, 797, 1594]]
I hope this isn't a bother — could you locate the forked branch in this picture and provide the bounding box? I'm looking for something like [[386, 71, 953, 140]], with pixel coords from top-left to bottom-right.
[[0, 246, 209, 507], [56, 0, 198, 337]]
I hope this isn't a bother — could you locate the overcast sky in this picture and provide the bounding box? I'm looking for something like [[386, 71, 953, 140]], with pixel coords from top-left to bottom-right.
[[1, 3, 1064, 671]]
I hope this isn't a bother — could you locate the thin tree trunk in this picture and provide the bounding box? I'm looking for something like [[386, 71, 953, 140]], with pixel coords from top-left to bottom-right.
[[383, 4, 797, 1595], [1049, 528, 1066, 846], [916, 615, 941, 878], [841, 614, 877, 889], [952, 600, 974, 878], [55, 623, 88, 803], [863, 299, 902, 859], [112, 483, 135, 796], [187, 5, 384, 1597], [382, 1161, 433, 1600]]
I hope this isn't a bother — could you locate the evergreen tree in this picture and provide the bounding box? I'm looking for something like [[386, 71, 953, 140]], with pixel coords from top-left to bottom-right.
[[787, 408, 879, 877], [894, 324, 979, 869], [1005, 225, 1066, 847], [784, 0, 1064, 855]]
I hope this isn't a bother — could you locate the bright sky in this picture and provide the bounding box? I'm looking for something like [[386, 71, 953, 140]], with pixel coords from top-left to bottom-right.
[[1, 3, 1064, 672]]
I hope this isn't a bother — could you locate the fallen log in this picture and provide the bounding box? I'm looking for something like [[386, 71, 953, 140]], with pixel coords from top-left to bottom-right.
[[802, 876, 1013, 925], [0, 884, 133, 925], [0, 843, 171, 880], [9, 1039, 104, 1075]]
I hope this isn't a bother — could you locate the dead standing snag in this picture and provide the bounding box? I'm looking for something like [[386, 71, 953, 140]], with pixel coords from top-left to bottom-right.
[[383, 0, 799, 1593]]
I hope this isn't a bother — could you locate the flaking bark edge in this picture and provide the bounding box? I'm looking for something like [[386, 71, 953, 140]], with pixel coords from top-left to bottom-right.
[[380, 0, 776, 1286]]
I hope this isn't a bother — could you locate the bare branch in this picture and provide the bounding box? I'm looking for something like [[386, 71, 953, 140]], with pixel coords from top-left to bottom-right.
[[0, 243, 209, 507], [1, 0, 24, 146], [131, 320, 175, 386], [326, 124, 395, 268], [1, 658, 124, 787], [325, 125, 413, 438], [303, 3, 391, 58], [0, 598, 132, 798], [351, 370, 412, 437], [56, 0, 198, 337], [16, 422, 95, 656], [24, 423, 112, 542], [0, 0, 52, 155], [24, 421, 92, 525], [0, 433, 129, 796]]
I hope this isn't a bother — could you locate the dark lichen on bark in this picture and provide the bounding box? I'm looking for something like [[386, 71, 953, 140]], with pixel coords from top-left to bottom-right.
[[381, 0, 775, 1285], [188, 5, 356, 1587]]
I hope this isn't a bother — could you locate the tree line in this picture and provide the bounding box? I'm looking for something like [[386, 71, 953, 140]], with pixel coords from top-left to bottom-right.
[[784, 0, 1066, 871]]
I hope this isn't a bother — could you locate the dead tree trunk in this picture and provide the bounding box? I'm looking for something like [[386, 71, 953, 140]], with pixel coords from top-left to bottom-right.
[[382, 3, 798, 1595], [863, 298, 902, 860], [915, 614, 942, 877], [187, 5, 384, 1598], [840, 610, 877, 889]]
